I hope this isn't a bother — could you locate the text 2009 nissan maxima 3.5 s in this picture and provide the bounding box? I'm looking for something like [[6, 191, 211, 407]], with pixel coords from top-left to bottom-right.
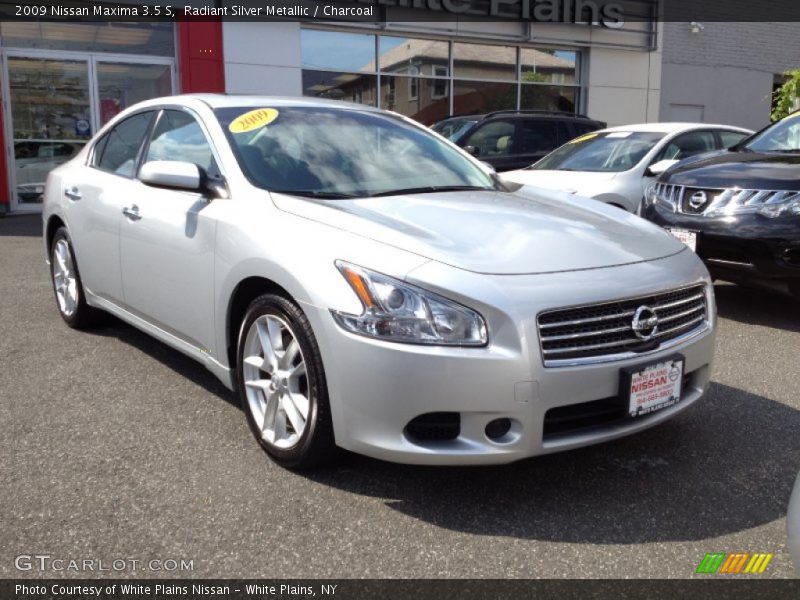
[[43, 95, 716, 468]]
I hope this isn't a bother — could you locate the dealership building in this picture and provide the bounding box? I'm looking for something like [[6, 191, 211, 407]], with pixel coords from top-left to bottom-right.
[[0, 16, 797, 213]]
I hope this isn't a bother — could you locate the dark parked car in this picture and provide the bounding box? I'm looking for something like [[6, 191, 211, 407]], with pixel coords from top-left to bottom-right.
[[641, 112, 800, 299], [431, 110, 605, 172]]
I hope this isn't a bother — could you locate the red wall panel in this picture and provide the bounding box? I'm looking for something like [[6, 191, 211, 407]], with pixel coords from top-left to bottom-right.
[[177, 21, 225, 93]]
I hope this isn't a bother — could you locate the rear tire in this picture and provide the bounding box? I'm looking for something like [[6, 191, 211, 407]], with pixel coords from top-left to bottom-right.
[[50, 227, 102, 329], [236, 293, 335, 469]]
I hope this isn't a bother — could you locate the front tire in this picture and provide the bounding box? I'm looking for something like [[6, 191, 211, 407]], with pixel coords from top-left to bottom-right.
[[50, 227, 100, 329], [236, 293, 335, 469]]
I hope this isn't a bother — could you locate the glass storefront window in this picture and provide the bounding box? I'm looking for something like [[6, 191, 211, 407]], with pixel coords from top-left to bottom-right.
[[302, 70, 377, 107], [520, 85, 578, 113], [379, 36, 449, 78], [453, 42, 516, 81], [8, 57, 91, 204], [453, 80, 517, 116], [520, 48, 578, 84], [299, 29, 583, 124], [382, 76, 450, 125], [97, 62, 173, 124], [301, 29, 375, 72], [0, 22, 174, 56]]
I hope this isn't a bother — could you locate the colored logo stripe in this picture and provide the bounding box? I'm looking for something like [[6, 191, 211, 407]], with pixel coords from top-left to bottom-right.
[[696, 553, 773, 574], [697, 553, 726, 574], [744, 553, 773, 574]]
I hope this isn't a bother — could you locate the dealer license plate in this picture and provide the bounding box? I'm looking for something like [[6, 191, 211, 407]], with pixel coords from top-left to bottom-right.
[[622, 357, 684, 418], [667, 228, 697, 251]]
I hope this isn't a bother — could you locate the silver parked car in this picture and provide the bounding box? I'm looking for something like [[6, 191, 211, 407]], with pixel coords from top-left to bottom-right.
[[501, 123, 752, 212], [43, 95, 717, 468]]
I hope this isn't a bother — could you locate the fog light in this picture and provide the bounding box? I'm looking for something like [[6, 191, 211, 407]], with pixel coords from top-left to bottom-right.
[[485, 418, 511, 440]]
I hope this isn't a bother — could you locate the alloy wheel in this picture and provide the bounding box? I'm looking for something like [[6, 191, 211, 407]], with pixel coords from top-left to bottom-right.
[[242, 314, 310, 449], [52, 239, 78, 317]]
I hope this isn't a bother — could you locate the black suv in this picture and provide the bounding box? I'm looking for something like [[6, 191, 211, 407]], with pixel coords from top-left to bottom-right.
[[431, 110, 606, 172], [641, 112, 800, 299]]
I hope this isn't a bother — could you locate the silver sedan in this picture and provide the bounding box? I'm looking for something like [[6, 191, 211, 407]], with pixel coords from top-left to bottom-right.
[[43, 95, 716, 468], [501, 123, 752, 213]]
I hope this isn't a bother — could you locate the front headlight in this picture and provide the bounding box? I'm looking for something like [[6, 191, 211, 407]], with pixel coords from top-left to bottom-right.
[[331, 261, 488, 346]]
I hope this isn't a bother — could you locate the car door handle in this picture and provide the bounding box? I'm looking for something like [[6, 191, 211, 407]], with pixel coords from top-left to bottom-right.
[[64, 187, 81, 201], [122, 205, 142, 221]]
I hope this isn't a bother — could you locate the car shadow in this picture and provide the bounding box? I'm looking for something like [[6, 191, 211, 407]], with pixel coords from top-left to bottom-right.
[[305, 382, 800, 544], [84, 313, 240, 410], [714, 281, 799, 333], [0, 213, 42, 237]]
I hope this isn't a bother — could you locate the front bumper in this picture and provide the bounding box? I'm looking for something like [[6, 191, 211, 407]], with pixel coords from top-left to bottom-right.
[[303, 250, 716, 465], [643, 204, 800, 286]]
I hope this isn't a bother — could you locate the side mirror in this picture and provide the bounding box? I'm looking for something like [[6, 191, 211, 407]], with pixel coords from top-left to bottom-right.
[[140, 160, 202, 192], [464, 145, 480, 157], [645, 159, 679, 177]]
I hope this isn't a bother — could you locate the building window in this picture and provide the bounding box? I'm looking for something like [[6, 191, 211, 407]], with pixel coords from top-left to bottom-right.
[[408, 66, 419, 101], [432, 66, 449, 99]]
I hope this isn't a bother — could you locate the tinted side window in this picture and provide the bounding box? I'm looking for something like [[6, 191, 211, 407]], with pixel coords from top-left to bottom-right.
[[719, 130, 749, 148], [659, 131, 716, 161], [96, 112, 154, 177], [463, 120, 515, 157], [518, 120, 559, 154], [146, 110, 218, 175]]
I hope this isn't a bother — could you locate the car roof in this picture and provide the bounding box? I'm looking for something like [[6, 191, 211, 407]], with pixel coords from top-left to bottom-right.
[[131, 93, 384, 112], [601, 122, 752, 134]]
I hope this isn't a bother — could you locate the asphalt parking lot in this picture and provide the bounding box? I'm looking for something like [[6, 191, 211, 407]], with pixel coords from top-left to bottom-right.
[[1, 213, 799, 579]]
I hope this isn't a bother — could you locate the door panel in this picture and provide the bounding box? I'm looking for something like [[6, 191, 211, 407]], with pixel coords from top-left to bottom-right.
[[119, 185, 217, 352], [64, 110, 155, 302], [119, 109, 220, 352]]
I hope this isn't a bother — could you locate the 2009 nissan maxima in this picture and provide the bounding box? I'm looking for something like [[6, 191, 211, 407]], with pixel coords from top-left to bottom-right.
[[43, 95, 716, 468]]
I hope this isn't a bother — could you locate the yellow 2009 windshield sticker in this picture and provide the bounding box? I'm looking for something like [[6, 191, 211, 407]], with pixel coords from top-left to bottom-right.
[[229, 108, 279, 133], [569, 132, 599, 144]]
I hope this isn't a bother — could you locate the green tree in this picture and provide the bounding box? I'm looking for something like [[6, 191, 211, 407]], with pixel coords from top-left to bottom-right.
[[771, 70, 800, 121]]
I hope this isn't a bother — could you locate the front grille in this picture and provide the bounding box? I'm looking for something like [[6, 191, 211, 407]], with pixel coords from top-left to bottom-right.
[[537, 285, 707, 366], [543, 373, 693, 439], [655, 183, 800, 217]]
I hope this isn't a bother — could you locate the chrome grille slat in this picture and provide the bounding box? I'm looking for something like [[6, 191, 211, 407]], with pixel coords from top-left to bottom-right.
[[538, 309, 636, 329], [537, 285, 708, 367], [654, 314, 705, 338], [652, 292, 705, 311], [656, 184, 800, 217], [655, 304, 704, 324], [541, 324, 631, 342]]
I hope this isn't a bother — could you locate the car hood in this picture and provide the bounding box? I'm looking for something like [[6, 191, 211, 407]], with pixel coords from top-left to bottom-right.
[[500, 169, 617, 196], [663, 151, 800, 190], [271, 188, 684, 275]]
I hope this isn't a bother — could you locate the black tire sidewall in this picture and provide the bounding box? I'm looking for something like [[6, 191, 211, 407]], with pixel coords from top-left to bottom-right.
[[236, 293, 333, 468]]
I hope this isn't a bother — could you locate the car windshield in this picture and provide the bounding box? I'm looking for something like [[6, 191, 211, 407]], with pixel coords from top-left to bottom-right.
[[430, 117, 478, 142], [744, 113, 800, 153], [216, 107, 495, 198], [531, 131, 666, 173]]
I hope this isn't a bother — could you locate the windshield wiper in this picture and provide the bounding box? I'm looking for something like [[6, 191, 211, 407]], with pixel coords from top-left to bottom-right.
[[270, 189, 362, 199], [368, 185, 493, 197]]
